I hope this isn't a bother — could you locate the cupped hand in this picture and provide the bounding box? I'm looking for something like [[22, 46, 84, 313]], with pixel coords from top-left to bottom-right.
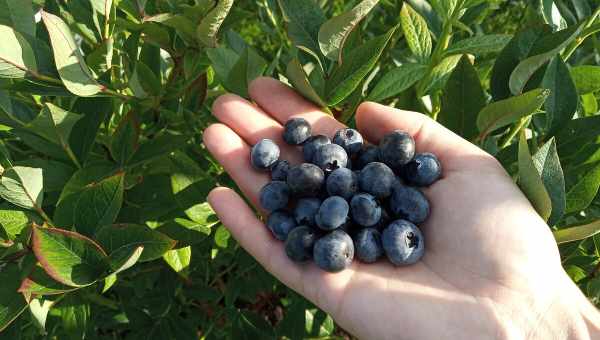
[[203, 77, 598, 339]]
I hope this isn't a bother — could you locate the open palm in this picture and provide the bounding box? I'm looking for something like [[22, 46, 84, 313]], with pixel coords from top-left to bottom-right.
[[203, 77, 591, 339]]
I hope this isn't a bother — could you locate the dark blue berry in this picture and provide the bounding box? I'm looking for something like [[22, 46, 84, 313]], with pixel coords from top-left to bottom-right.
[[294, 198, 321, 226], [358, 162, 395, 199], [313, 229, 354, 272], [333, 128, 363, 155], [283, 118, 311, 145], [285, 226, 318, 262], [379, 130, 415, 169], [313, 144, 348, 173], [315, 196, 349, 231], [350, 193, 382, 227], [303, 135, 330, 162], [251, 139, 280, 170], [287, 163, 325, 197], [355, 145, 380, 170], [259, 181, 290, 212], [271, 159, 290, 181], [326, 168, 358, 200], [354, 228, 384, 263], [382, 220, 424, 265], [266, 210, 297, 241], [403, 153, 442, 187], [389, 185, 430, 224]]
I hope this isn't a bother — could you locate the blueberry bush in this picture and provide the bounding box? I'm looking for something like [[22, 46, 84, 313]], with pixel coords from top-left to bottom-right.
[[1, 0, 600, 338]]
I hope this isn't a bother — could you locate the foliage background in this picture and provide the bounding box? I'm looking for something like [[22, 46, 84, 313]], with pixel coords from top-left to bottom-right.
[[1, 0, 600, 338]]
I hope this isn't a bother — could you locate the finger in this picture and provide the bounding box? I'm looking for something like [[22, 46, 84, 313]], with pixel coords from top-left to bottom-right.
[[203, 123, 268, 209], [212, 93, 303, 164], [249, 77, 345, 138]]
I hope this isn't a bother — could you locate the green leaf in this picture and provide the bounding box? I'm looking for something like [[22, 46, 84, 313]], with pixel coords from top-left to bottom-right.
[[509, 24, 583, 95], [0, 263, 28, 332], [439, 55, 486, 140], [0, 25, 37, 79], [444, 34, 512, 57], [32, 226, 109, 287], [405, 0, 442, 38], [16, 158, 75, 193], [41, 11, 104, 96], [305, 308, 334, 337], [581, 93, 597, 116], [540, 0, 567, 30], [73, 173, 124, 237], [27, 103, 82, 150], [367, 63, 427, 102], [0, 166, 43, 210], [318, 0, 379, 62], [206, 46, 239, 84], [69, 97, 112, 164], [144, 14, 196, 45], [540, 56, 577, 136], [163, 246, 191, 275], [566, 162, 600, 213], [570, 65, 600, 95], [129, 133, 190, 166], [196, 0, 234, 47], [532, 138, 565, 226], [400, 3, 432, 62], [476, 88, 549, 139], [95, 224, 176, 262], [278, 0, 325, 57], [107, 245, 143, 274], [54, 293, 90, 340], [326, 27, 396, 105], [110, 112, 140, 165], [0, 89, 37, 126], [0, 0, 36, 37], [419, 54, 461, 94], [157, 216, 213, 247], [0, 202, 41, 240], [28, 298, 52, 332], [286, 58, 327, 108], [554, 220, 600, 244], [224, 47, 267, 98], [57, 163, 116, 203], [518, 132, 552, 221], [430, 0, 459, 20], [18, 265, 76, 296], [129, 62, 161, 98]]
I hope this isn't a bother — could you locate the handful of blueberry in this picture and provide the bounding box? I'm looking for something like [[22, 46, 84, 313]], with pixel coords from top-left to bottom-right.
[[251, 118, 441, 272]]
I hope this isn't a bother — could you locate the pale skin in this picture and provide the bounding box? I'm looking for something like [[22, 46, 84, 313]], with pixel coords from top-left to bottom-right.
[[203, 77, 600, 339]]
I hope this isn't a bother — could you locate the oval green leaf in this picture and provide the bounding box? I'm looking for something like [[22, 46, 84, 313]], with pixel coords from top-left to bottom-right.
[[95, 224, 176, 262], [0, 166, 43, 211], [566, 162, 600, 213], [400, 3, 432, 62], [196, 0, 234, 47], [554, 220, 600, 244], [286, 58, 327, 108], [541, 56, 577, 136], [444, 34, 512, 57], [367, 63, 427, 102], [570, 65, 600, 95], [532, 138, 566, 226], [0, 25, 37, 79], [518, 131, 552, 221]]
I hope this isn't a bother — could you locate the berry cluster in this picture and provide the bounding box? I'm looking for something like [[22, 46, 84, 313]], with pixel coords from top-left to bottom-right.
[[251, 118, 441, 272]]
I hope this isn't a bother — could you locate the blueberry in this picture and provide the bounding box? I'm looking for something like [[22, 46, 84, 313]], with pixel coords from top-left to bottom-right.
[[251, 139, 280, 170], [266, 210, 297, 241], [313, 144, 348, 173], [389, 185, 430, 224], [259, 181, 290, 212], [382, 220, 424, 265], [315, 196, 349, 231], [358, 162, 395, 199], [403, 153, 442, 187], [333, 128, 363, 155], [350, 193, 382, 227], [271, 160, 291, 181], [355, 145, 380, 170], [303, 135, 331, 162], [294, 198, 321, 226], [354, 228, 384, 263], [313, 229, 354, 272], [287, 163, 325, 197], [379, 130, 415, 169], [326, 168, 358, 200], [285, 226, 319, 262], [283, 118, 311, 145]]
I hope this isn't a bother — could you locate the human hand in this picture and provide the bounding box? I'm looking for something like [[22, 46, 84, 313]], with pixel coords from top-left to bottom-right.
[[203, 77, 600, 339]]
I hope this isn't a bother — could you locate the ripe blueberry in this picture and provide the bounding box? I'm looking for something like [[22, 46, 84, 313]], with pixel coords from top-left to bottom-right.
[[355, 144, 380, 170], [313, 144, 348, 173], [354, 228, 384, 263], [266, 210, 297, 241], [303, 135, 330, 162], [313, 229, 354, 272], [259, 181, 290, 212], [294, 198, 321, 226], [333, 128, 364, 155], [287, 163, 325, 197], [350, 193, 382, 227], [389, 185, 430, 224], [285, 226, 318, 262], [315, 196, 349, 231], [250, 139, 280, 170], [382, 219, 424, 265], [358, 162, 395, 199], [283, 118, 311, 145], [271, 159, 290, 181], [326, 167, 358, 200], [379, 130, 415, 169], [403, 153, 442, 187]]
